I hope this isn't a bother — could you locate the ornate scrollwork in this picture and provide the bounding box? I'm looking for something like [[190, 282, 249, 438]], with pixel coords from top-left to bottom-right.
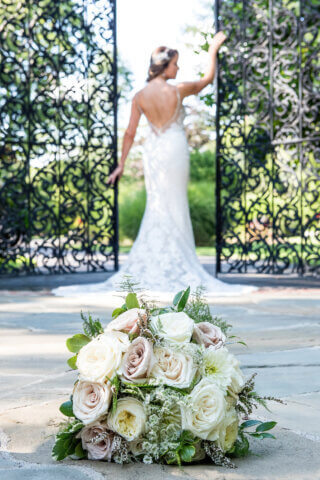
[[0, 0, 118, 275], [216, 0, 320, 275]]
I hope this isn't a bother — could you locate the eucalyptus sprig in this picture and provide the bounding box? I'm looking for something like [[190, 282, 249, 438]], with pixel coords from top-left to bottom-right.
[[228, 419, 277, 458]]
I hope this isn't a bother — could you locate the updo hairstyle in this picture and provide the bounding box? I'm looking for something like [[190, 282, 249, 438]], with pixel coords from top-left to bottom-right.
[[146, 46, 178, 82]]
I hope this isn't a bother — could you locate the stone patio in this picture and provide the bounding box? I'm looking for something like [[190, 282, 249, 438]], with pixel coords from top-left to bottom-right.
[[0, 266, 319, 479]]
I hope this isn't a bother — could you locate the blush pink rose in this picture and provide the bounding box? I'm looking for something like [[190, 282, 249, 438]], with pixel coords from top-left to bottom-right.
[[193, 322, 226, 349], [106, 308, 147, 335], [79, 422, 115, 461], [120, 336, 155, 383]]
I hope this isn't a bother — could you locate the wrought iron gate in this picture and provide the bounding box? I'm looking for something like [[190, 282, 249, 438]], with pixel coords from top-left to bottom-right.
[[0, 0, 118, 275], [215, 0, 320, 275]]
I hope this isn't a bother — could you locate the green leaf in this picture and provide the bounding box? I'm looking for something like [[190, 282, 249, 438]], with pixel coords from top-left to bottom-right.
[[173, 290, 184, 306], [66, 438, 77, 456], [240, 420, 262, 430], [59, 400, 74, 417], [255, 421, 277, 432], [126, 292, 139, 309], [74, 441, 86, 459], [112, 307, 126, 318], [52, 419, 84, 461], [128, 332, 139, 342], [251, 432, 276, 439], [180, 444, 195, 463], [67, 420, 83, 435], [52, 437, 69, 461], [180, 430, 195, 443], [177, 286, 191, 312], [249, 432, 276, 439], [67, 355, 77, 370], [157, 308, 171, 314], [229, 433, 250, 457], [66, 334, 90, 353]]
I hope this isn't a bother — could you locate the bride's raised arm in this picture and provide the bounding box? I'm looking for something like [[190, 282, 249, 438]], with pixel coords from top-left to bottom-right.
[[178, 31, 227, 99]]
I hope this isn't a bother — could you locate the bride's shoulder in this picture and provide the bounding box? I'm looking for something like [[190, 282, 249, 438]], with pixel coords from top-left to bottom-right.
[[132, 86, 148, 105], [176, 80, 206, 100]]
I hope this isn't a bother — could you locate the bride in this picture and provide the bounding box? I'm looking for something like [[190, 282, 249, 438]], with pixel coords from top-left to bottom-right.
[[52, 31, 258, 299]]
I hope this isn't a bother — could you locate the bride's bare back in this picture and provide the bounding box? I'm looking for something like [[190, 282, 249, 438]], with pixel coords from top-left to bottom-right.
[[135, 83, 181, 135]]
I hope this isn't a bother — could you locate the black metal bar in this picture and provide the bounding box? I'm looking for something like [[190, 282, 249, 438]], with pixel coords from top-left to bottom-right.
[[243, 0, 247, 274], [298, 1, 304, 276], [214, 0, 221, 276], [113, 0, 119, 272], [269, 0, 274, 275]]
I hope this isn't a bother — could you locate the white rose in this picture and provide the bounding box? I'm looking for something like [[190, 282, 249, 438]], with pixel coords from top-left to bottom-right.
[[72, 380, 112, 425], [76, 331, 129, 383], [151, 346, 196, 388], [217, 408, 239, 452], [107, 397, 146, 441], [181, 378, 227, 440], [150, 311, 194, 343], [203, 346, 244, 392]]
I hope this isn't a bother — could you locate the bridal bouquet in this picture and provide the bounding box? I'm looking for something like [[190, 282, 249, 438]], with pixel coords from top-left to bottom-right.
[[52, 283, 280, 467]]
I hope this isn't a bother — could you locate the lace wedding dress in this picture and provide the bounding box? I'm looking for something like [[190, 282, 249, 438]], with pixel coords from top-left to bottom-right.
[[52, 86, 258, 300]]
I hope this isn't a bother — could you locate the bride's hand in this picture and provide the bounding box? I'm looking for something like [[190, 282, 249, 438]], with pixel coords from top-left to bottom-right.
[[107, 165, 124, 185], [209, 31, 227, 55]]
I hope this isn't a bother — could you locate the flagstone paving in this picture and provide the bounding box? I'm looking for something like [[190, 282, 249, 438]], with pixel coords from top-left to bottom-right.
[[0, 280, 319, 480]]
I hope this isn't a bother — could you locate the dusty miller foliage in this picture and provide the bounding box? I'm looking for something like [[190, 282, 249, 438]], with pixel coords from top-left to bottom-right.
[[184, 285, 232, 335]]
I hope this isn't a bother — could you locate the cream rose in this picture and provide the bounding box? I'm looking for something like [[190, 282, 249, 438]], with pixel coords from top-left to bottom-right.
[[76, 331, 129, 383], [106, 308, 147, 335], [72, 380, 112, 425], [120, 336, 155, 383], [150, 311, 194, 343], [217, 408, 239, 452], [107, 397, 146, 441], [181, 378, 227, 440], [79, 422, 115, 461], [193, 322, 226, 349], [151, 346, 196, 388]]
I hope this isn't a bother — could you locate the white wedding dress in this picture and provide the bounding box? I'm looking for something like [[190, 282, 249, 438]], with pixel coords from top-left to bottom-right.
[[52, 86, 258, 301]]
